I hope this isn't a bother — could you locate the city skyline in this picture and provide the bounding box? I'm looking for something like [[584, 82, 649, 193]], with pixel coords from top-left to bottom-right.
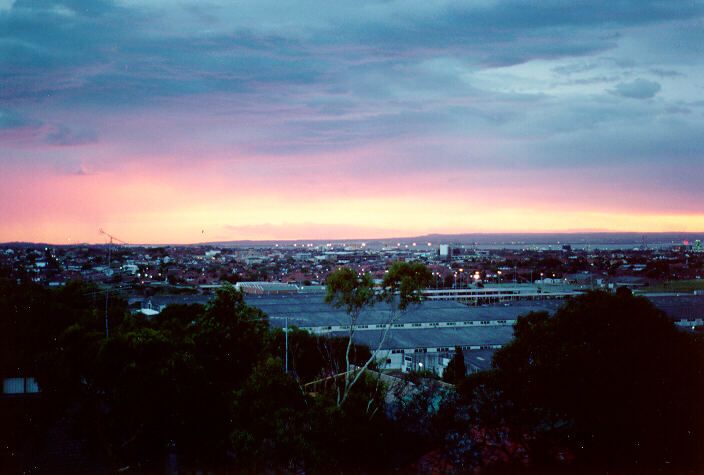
[[2, 1, 704, 244]]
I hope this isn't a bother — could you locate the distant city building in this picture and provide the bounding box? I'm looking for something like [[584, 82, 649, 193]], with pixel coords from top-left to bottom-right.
[[438, 244, 451, 260]]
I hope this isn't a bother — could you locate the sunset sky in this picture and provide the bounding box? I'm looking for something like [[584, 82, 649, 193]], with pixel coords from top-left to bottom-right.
[[1, 0, 703, 244]]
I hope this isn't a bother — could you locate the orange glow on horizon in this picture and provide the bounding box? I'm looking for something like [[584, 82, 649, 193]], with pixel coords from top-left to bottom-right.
[[3, 198, 704, 245], [2, 161, 703, 245]]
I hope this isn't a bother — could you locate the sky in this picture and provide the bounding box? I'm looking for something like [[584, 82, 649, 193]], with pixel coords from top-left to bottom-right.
[[1, 0, 703, 244]]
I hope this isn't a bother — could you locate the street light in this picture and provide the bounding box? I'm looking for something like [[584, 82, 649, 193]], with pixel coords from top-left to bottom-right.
[[497, 270, 502, 285]]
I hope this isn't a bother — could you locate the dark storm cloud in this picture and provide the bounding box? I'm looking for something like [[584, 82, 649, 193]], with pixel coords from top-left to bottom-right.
[[2, 0, 701, 106], [0, 0, 702, 204], [0, 1, 324, 105]]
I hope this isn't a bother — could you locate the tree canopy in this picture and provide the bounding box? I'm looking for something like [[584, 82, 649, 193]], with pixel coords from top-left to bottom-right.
[[442, 347, 466, 385], [456, 290, 704, 470], [1, 280, 420, 471], [324, 261, 433, 407], [380, 260, 433, 310], [3, 278, 703, 472]]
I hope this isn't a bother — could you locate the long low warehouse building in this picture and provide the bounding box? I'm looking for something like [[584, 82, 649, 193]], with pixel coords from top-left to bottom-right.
[[329, 326, 515, 374], [647, 295, 704, 330], [245, 292, 703, 375], [246, 294, 559, 333], [246, 294, 558, 373]]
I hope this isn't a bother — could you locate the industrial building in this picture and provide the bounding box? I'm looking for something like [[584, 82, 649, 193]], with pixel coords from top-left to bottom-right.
[[422, 284, 583, 304], [649, 295, 704, 330], [246, 293, 557, 374], [235, 281, 299, 295], [247, 291, 704, 376]]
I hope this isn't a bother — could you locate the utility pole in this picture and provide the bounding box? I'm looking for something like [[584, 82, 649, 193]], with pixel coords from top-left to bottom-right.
[[99, 229, 128, 338], [105, 242, 111, 338], [285, 316, 288, 373]]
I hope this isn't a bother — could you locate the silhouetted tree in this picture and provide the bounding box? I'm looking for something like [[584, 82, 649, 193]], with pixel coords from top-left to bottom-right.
[[486, 290, 704, 470], [325, 261, 432, 407], [442, 347, 466, 384]]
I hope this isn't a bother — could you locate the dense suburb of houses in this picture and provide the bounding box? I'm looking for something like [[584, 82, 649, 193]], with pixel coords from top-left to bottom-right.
[[2, 238, 704, 393]]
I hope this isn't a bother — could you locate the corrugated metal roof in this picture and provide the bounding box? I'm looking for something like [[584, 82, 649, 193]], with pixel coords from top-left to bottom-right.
[[648, 295, 704, 320], [247, 294, 555, 328]]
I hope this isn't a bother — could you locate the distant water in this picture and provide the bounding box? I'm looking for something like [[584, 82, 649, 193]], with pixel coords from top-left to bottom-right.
[[198, 232, 703, 250], [471, 242, 679, 251]]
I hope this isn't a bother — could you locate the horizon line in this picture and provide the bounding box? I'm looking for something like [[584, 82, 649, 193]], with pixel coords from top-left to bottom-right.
[[3, 230, 704, 247]]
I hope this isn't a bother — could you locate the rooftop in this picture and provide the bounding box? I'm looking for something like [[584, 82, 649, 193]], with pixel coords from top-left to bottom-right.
[[246, 294, 557, 328], [329, 326, 515, 351]]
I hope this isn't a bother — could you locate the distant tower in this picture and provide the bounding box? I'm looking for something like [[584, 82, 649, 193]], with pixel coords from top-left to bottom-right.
[[641, 234, 647, 250], [439, 244, 451, 261]]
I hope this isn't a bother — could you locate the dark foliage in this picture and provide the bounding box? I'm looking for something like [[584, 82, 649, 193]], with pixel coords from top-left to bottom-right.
[[442, 346, 466, 384], [3, 281, 703, 472], [1, 280, 414, 471], [267, 327, 371, 381], [455, 290, 704, 470]]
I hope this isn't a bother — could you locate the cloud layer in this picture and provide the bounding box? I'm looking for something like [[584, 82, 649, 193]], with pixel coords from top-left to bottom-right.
[[1, 0, 703, 243]]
